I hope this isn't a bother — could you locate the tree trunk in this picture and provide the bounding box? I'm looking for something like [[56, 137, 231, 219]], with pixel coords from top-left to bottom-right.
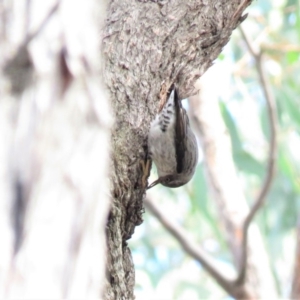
[[0, 0, 111, 298], [103, 0, 251, 299], [0, 0, 252, 299]]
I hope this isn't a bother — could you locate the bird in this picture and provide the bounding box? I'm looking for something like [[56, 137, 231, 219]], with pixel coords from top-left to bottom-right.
[[147, 84, 198, 188]]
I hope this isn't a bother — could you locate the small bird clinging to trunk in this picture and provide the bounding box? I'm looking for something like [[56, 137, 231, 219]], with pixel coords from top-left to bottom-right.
[[147, 84, 198, 188]]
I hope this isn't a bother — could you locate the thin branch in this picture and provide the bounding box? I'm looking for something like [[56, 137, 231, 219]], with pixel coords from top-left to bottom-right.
[[145, 25, 277, 296], [25, 0, 31, 36], [235, 26, 278, 285], [6, 0, 60, 55], [25, 1, 60, 45], [3, 1, 60, 94], [262, 43, 300, 53], [144, 197, 251, 299], [144, 10, 276, 299], [231, 0, 252, 26]]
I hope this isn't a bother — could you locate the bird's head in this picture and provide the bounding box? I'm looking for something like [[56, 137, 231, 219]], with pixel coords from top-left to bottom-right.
[[147, 174, 189, 189]]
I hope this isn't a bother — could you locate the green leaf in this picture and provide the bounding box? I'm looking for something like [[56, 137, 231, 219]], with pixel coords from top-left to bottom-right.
[[235, 150, 264, 177], [219, 101, 242, 152], [286, 51, 300, 64]]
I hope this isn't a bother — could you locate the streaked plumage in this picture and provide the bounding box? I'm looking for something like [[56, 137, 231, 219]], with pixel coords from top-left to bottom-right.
[[148, 85, 198, 188]]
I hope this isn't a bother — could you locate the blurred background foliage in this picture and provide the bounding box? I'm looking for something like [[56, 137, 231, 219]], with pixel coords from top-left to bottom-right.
[[130, 0, 300, 299]]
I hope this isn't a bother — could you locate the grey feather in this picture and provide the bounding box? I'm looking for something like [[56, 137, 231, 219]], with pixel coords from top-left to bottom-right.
[[148, 85, 198, 188]]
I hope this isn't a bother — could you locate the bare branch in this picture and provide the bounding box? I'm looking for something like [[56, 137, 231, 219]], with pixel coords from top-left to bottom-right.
[[235, 26, 278, 285], [144, 197, 252, 299], [262, 43, 300, 52], [3, 1, 60, 95], [144, 24, 278, 298], [25, 1, 60, 45], [231, 0, 252, 26]]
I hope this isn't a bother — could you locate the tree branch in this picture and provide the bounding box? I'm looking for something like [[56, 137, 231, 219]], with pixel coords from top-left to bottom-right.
[[3, 1, 60, 95], [25, 1, 60, 45], [145, 25, 278, 299], [144, 197, 251, 299], [235, 26, 278, 285]]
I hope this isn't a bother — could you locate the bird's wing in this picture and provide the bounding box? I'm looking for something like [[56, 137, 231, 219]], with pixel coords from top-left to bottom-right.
[[174, 86, 187, 174]]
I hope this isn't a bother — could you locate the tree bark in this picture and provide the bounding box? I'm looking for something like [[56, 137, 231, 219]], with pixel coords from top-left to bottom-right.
[[0, 0, 253, 299], [103, 0, 251, 298], [0, 0, 111, 298]]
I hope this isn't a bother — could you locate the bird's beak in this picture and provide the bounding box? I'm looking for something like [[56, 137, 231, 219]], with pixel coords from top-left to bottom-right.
[[147, 179, 160, 189]]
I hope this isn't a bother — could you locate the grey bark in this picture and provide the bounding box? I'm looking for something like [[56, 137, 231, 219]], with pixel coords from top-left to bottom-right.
[[0, 0, 252, 298], [103, 0, 251, 299], [0, 0, 111, 298]]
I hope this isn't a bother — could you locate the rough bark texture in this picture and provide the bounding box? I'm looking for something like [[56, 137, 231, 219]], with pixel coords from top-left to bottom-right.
[[0, 0, 253, 298], [0, 0, 111, 298], [103, 0, 251, 298]]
